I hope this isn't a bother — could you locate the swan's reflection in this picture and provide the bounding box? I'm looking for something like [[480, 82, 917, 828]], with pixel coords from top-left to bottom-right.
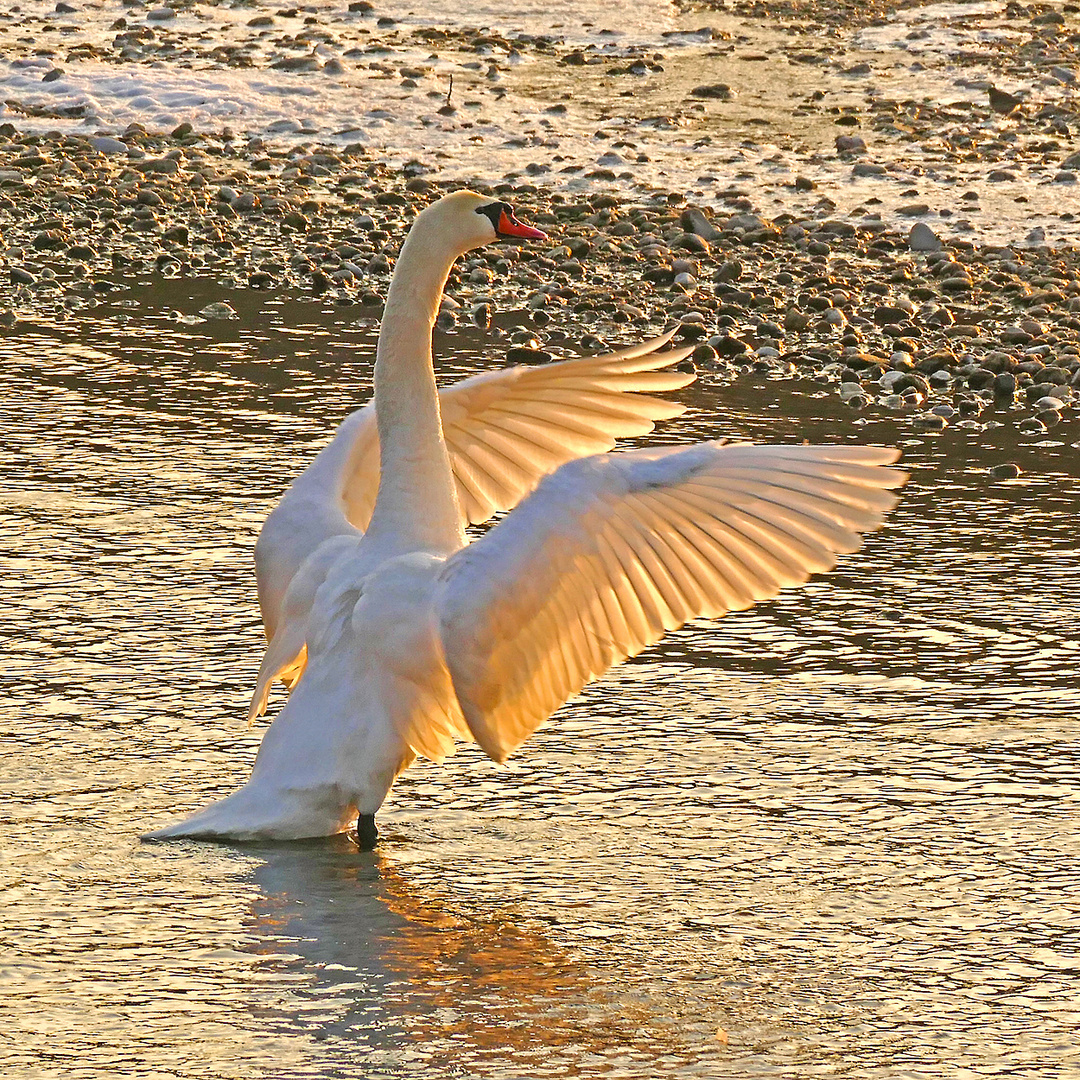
[[236, 837, 704, 1070]]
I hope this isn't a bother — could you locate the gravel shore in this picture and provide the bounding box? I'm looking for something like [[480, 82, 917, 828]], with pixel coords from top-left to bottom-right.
[[3, 117, 1080, 444]]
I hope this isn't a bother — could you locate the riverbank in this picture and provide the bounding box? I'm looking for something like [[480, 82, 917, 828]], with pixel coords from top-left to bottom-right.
[[2, 119, 1079, 444]]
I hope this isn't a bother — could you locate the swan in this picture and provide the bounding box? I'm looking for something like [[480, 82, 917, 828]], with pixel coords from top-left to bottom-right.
[[146, 190, 906, 846]]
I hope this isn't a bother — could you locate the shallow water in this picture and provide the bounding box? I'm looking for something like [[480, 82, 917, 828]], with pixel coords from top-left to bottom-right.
[[3, 285, 1080, 1078]]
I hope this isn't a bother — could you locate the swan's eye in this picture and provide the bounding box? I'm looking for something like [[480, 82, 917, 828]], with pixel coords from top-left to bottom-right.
[[476, 201, 547, 241]]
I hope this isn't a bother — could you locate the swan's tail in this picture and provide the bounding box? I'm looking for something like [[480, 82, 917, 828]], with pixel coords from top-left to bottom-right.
[[142, 783, 357, 842]]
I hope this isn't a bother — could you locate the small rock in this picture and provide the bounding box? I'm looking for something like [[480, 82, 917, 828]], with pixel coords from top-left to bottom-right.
[[994, 373, 1017, 397], [714, 335, 749, 357], [912, 413, 948, 431], [198, 301, 239, 320], [987, 85, 1022, 114], [678, 232, 710, 254], [136, 157, 180, 174], [680, 207, 722, 241], [908, 222, 943, 252], [836, 135, 867, 153], [690, 83, 734, 100], [783, 308, 811, 332], [90, 136, 128, 154], [873, 305, 909, 326], [506, 347, 553, 365], [989, 463, 1021, 479]]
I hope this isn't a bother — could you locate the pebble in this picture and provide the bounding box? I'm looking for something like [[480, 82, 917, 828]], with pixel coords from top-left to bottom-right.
[[198, 301, 239, 320], [909, 223, 943, 252], [680, 207, 722, 241], [913, 413, 948, 431], [90, 136, 128, 154], [690, 83, 734, 100]]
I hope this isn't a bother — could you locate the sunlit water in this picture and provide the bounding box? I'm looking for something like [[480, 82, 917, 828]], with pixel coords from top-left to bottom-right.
[[3, 282, 1080, 1079]]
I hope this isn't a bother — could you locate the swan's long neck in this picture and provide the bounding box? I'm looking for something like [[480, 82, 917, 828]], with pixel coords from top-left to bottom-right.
[[362, 216, 466, 556]]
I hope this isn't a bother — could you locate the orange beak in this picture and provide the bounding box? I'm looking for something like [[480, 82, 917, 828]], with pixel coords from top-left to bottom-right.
[[496, 209, 547, 240]]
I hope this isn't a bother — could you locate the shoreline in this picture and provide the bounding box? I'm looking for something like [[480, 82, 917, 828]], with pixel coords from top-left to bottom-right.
[[2, 120, 1079, 445]]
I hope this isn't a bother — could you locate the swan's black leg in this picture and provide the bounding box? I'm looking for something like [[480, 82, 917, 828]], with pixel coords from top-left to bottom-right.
[[354, 813, 379, 850]]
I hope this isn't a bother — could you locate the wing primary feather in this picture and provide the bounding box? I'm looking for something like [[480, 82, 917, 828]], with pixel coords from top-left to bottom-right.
[[486, 400, 653, 441], [606, 500, 689, 629], [645, 488, 754, 608], [592, 528, 645, 656], [598, 515, 668, 642], [674, 478, 867, 551]]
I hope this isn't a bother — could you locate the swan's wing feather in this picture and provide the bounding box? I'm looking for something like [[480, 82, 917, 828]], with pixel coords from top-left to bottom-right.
[[255, 405, 377, 640], [437, 443, 906, 762], [438, 334, 695, 524]]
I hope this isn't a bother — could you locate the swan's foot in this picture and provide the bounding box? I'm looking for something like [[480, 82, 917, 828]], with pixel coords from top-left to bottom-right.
[[353, 813, 378, 851]]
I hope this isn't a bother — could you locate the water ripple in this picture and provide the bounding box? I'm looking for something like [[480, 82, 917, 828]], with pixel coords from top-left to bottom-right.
[[2, 293, 1079, 1078]]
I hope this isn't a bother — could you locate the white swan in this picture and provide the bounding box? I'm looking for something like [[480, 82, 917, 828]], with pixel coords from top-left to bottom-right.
[[146, 190, 905, 845]]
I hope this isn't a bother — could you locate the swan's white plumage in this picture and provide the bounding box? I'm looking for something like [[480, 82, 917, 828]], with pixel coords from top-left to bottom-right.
[[249, 333, 695, 719], [146, 190, 906, 843]]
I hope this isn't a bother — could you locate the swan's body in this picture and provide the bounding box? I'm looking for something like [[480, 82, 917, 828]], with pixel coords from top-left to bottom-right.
[[146, 191, 905, 844]]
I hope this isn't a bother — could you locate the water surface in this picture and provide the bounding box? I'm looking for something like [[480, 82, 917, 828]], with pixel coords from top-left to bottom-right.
[[3, 285, 1080, 1078]]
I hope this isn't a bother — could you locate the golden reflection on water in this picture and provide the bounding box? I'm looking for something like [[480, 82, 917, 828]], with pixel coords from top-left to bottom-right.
[[241, 843, 712, 1073], [3, 288, 1080, 1078]]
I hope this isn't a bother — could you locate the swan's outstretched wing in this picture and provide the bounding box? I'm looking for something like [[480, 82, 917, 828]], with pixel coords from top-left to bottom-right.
[[252, 331, 695, 707], [437, 330, 696, 525], [340, 330, 695, 531], [437, 443, 906, 762]]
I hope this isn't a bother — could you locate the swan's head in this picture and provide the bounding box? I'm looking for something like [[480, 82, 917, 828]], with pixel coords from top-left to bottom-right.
[[422, 190, 547, 254]]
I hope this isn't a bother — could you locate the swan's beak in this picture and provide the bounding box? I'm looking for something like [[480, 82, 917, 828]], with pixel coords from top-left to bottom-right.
[[496, 209, 547, 241]]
